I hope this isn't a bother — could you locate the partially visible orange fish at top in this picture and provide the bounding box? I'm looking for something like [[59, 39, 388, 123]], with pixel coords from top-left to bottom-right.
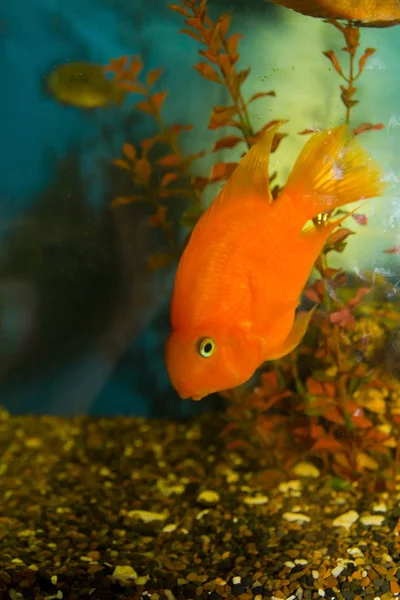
[[266, 0, 400, 27], [165, 123, 385, 401]]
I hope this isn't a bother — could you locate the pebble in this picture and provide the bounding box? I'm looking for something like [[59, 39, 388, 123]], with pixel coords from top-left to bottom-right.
[[348, 547, 364, 557], [292, 462, 320, 478], [111, 565, 138, 585], [360, 514, 385, 526], [243, 495, 269, 505], [333, 510, 359, 530], [283, 511, 311, 524], [126, 510, 167, 523], [372, 502, 388, 513], [278, 480, 302, 494], [162, 523, 178, 533], [332, 565, 344, 577], [197, 490, 220, 505]]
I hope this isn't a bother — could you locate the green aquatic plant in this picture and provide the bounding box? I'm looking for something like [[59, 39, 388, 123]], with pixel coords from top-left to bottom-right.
[[108, 0, 399, 490]]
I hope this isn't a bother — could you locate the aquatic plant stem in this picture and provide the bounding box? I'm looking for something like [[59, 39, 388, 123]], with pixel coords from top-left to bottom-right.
[[145, 181, 182, 256], [147, 95, 203, 208], [325, 20, 361, 126], [217, 35, 254, 146]]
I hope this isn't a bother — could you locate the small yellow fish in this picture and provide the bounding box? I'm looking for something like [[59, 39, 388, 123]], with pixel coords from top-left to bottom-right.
[[266, 0, 400, 27], [47, 62, 127, 109]]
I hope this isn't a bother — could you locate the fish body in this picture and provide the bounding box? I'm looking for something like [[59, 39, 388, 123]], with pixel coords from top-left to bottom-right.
[[165, 123, 385, 401], [47, 62, 126, 109], [266, 0, 400, 26]]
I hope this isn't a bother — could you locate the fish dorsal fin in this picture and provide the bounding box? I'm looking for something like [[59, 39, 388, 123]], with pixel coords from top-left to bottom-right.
[[210, 121, 286, 212]]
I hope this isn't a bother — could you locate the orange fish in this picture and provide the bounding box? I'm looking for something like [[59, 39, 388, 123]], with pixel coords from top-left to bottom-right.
[[266, 0, 400, 27], [165, 123, 385, 401]]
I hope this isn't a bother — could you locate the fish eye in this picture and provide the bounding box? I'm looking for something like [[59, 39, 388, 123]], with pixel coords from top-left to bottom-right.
[[197, 337, 215, 358]]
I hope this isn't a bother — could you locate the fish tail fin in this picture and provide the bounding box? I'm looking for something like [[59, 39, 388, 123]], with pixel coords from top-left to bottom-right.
[[283, 125, 385, 221]]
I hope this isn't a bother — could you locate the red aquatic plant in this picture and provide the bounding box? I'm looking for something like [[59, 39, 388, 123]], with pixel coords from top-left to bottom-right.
[[323, 19, 383, 129], [107, 0, 399, 490]]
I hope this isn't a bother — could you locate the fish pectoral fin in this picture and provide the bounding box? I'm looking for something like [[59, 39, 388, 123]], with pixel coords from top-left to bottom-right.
[[266, 305, 317, 361]]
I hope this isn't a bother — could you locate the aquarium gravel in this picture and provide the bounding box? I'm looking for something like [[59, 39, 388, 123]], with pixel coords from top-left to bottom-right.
[[1, 406, 400, 600]]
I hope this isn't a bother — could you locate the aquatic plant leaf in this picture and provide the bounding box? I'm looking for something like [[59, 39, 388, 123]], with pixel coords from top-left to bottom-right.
[[210, 162, 238, 182], [219, 421, 240, 437], [146, 68, 163, 88], [180, 28, 203, 43], [111, 195, 144, 208], [384, 245, 400, 254], [307, 378, 335, 398], [299, 128, 321, 135], [193, 176, 209, 191], [358, 48, 376, 76], [212, 135, 243, 152], [351, 213, 368, 225], [356, 452, 378, 471], [170, 123, 194, 135], [324, 407, 346, 425], [330, 307, 355, 328], [227, 33, 242, 62], [151, 91, 167, 113], [227, 439, 250, 451], [303, 288, 320, 303], [129, 55, 143, 78], [351, 412, 373, 429], [332, 270, 347, 287], [323, 267, 340, 279], [122, 143, 136, 162], [249, 91, 276, 104], [149, 205, 168, 227], [136, 99, 153, 114], [133, 159, 151, 184], [323, 50, 344, 77], [106, 55, 130, 74], [158, 154, 182, 167], [348, 287, 371, 308], [234, 68, 250, 89], [141, 135, 162, 154], [169, 4, 191, 17], [312, 437, 345, 453], [116, 81, 147, 95], [209, 106, 238, 130], [352, 122, 384, 136], [113, 159, 131, 170], [340, 84, 358, 108], [324, 227, 354, 252], [217, 13, 231, 38], [161, 173, 179, 187], [193, 62, 222, 83], [199, 49, 218, 63], [219, 54, 232, 78], [147, 253, 175, 271]]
